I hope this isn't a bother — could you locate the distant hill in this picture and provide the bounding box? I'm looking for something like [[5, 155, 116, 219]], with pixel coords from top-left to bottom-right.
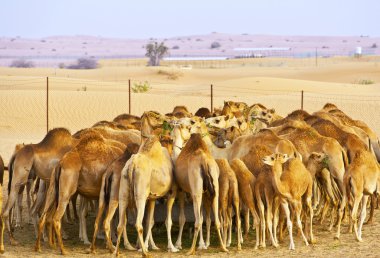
[[0, 33, 379, 67]]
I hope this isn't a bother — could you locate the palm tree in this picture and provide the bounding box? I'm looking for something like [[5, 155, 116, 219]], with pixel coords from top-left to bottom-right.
[[145, 42, 169, 66]]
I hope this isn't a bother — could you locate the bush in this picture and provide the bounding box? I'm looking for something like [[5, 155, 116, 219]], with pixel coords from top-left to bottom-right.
[[157, 69, 183, 80], [58, 63, 65, 69], [10, 59, 34, 68], [132, 81, 151, 93], [172, 45, 180, 49], [371, 43, 377, 48], [210, 41, 221, 49], [353, 78, 375, 85], [67, 58, 98, 69]]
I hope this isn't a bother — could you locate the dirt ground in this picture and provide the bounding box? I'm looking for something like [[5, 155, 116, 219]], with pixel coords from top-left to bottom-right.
[[1, 169, 380, 258]]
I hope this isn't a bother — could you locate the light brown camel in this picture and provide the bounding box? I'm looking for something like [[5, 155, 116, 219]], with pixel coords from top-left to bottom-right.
[[174, 133, 228, 255], [90, 143, 139, 253], [262, 153, 314, 250], [35, 134, 124, 255], [247, 103, 283, 125], [229, 159, 261, 249], [328, 108, 380, 162], [113, 113, 141, 130], [113, 135, 178, 257], [215, 159, 241, 250], [3, 128, 76, 245], [221, 101, 248, 117], [171, 105, 193, 118], [335, 150, 380, 241]]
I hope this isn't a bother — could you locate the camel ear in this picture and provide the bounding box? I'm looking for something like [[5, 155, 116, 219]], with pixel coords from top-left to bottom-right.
[[262, 156, 274, 166], [224, 115, 230, 121], [269, 108, 276, 114]]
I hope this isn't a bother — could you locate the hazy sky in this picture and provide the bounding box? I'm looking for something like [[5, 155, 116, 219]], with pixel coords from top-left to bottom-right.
[[1, 0, 379, 38]]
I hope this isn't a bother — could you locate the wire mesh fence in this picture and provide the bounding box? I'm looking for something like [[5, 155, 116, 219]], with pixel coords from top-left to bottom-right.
[[1, 76, 380, 164]]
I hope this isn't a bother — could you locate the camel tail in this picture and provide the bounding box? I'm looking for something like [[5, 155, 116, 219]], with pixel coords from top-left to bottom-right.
[[7, 154, 16, 193], [0, 156, 4, 186], [342, 150, 349, 171], [347, 177, 354, 204], [201, 157, 216, 198], [33, 177, 41, 195], [104, 173, 113, 206], [54, 165, 62, 207]]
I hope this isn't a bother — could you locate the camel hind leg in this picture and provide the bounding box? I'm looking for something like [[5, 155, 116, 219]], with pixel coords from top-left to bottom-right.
[[174, 191, 186, 250]]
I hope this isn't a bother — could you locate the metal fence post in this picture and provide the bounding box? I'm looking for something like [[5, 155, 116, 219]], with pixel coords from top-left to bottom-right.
[[129, 79, 131, 114], [210, 84, 214, 112], [46, 76, 49, 133], [301, 90, 304, 110]]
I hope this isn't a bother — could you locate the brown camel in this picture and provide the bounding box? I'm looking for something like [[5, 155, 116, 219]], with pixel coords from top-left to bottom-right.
[[35, 134, 124, 255], [229, 159, 261, 249], [90, 143, 139, 253], [269, 109, 310, 127], [335, 150, 380, 241], [174, 133, 228, 255], [247, 103, 283, 125], [195, 107, 213, 118], [222, 101, 248, 117], [113, 113, 141, 130], [3, 128, 76, 245], [113, 135, 178, 257], [215, 159, 241, 250], [262, 153, 314, 250]]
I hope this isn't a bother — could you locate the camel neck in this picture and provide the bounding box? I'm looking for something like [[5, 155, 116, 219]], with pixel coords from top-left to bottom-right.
[[172, 129, 184, 162], [271, 161, 287, 196], [202, 134, 229, 159]]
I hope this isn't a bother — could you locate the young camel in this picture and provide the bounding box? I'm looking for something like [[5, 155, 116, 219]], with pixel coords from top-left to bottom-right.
[[174, 133, 228, 255], [3, 128, 76, 245], [335, 150, 380, 241], [215, 159, 241, 250], [34, 134, 125, 255], [262, 153, 314, 250], [90, 143, 140, 253], [113, 135, 178, 257]]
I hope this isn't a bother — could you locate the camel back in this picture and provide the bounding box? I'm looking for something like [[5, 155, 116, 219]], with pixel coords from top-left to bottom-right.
[[38, 128, 71, 148]]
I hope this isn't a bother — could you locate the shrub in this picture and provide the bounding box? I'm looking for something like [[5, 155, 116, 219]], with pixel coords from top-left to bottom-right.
[[132, 81, 151, 93], [145, 42, 169, 66], [58, 63, 65, 69], [371, 43, 377, 48], [10, 59, 34, 68], [157, 69, 183, 80], [67, 58, 98, 69], [172, 45, 180, 49], [353, 79, 375, 85], [211, 41, 221, 49]]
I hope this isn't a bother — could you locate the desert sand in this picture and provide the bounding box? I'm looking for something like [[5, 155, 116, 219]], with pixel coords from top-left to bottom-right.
[[0, 56, 380, 257]]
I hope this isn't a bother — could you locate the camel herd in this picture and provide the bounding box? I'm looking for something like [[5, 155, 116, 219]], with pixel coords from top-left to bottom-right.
[[0, 101, 380, 256]]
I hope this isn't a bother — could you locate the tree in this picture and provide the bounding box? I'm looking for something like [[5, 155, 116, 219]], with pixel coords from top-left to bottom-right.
[[145, 42, 169, 66]]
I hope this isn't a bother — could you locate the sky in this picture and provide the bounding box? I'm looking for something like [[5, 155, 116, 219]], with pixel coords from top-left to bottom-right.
[[1, 0, 379, 38]]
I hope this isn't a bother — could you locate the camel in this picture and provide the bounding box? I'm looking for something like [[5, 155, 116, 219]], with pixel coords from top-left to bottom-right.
[[90, 143, 139, 253], [327, 108, 380, 162], [35, 133, 124, 255], [309, 119, 369, 162], [269, 109, 310, 127], [229, 159, 260, 249], [195, 107, 213, 118], [173, 133, 228, 255], [247, 103, 283, 125], [262, 153, 314, 250], [221, 101, 248, 117], [215, 159, 241, 250], [113, 135, 178, 257], [140, 111, 170, 141], [171, 105, 193, 118], [214, 126, 242, 148], [113, 113, 141, 130], [335, 150, 380, 241], [3, 128, 76, 245], [0, 155, 4, 253]]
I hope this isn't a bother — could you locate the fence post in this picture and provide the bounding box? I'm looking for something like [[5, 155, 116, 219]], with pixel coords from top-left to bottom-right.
[[46, 76, 49, 133], [128, 79, 131, 114], [315, 48, 318, 67], [210, 84, 214, 112], [301, 90, 304, 110]]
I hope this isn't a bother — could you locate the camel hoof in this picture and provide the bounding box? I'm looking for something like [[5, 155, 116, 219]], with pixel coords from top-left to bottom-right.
[[186, 249, 196, 255], [143, 253, 152, 258], [84, 240, 91, 245], [174, 244, 182, 250], [357, 238, 363, 243], [310, 238, 317, 244], [273, 243, 279, 248], [35, 245, 41, 252], [197, 244, 207, 250], [125, 243, 136, 251], [364, 221, 373, 225], [61, 248, 68, 255], [168, 246, 179, 253], [221, 246, 229, 253], [237, 245, 242, 251], [334, 236, 340, 240]]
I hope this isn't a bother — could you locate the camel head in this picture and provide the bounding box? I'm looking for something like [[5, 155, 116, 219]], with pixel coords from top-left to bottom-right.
[[214, 126, 240, 148], [306, 152, 329, 178], [322, 103, 338, 112], [262, 153, 290, 166], [205, 115, 230, 129]]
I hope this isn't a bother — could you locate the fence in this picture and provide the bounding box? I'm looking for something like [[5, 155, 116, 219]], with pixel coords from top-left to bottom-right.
[[1, 76, 380, 164]]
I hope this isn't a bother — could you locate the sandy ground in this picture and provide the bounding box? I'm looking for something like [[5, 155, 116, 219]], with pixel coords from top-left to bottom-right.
[[2, 170, 380, 258]]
